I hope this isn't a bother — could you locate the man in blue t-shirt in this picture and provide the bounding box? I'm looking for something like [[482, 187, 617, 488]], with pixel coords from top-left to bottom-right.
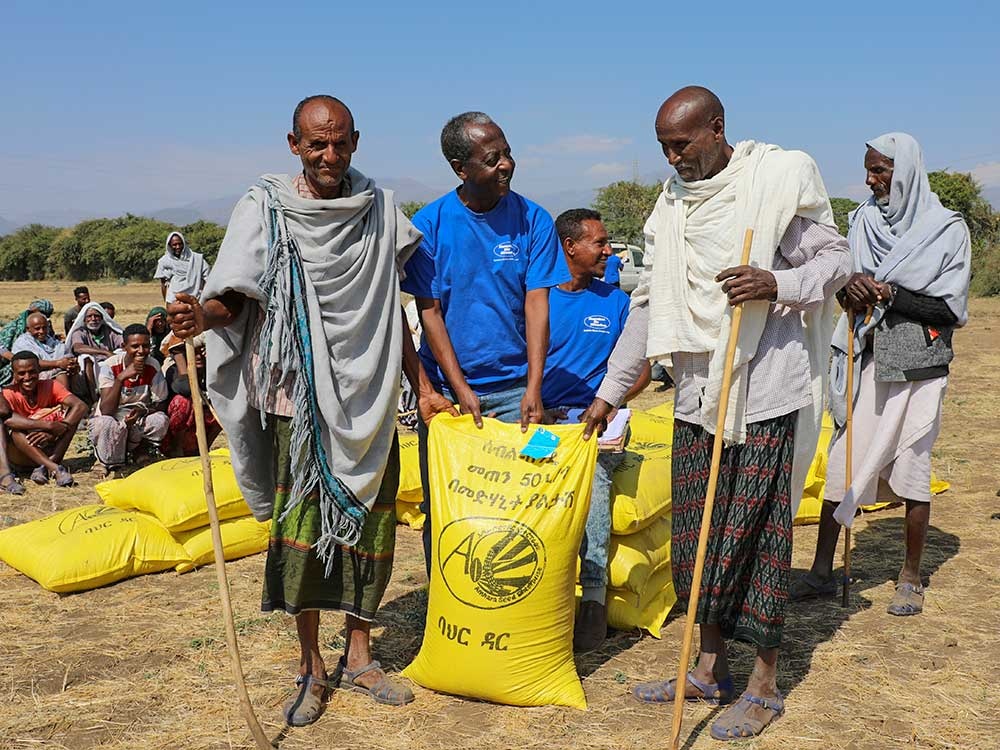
[[603, 251, 623, 287], [544, 208, 650, 651], [402, 111, 569, 572]]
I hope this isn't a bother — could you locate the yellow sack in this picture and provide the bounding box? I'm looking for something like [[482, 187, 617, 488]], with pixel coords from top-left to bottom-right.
[[591, 563, 677, 638], [174, 517, 272, 573], [608, 513, 671, 596], [611, 407, 674, 535], [0, 505, 189, 593], [395, 499, 426, 530], [96, 454, 250, 532], [398, 433, 422, 503], [404, 415, 597, 709]]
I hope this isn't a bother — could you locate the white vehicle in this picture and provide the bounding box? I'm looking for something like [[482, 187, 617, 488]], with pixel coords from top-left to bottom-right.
[[608, 242, 644, 293]]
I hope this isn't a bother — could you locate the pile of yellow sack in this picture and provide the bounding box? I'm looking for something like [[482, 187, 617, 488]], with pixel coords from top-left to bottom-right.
[[0, 448, 270, 593]]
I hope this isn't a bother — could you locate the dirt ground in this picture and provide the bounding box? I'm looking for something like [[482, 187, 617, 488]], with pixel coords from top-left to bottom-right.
[[1, 283, 997, 750]]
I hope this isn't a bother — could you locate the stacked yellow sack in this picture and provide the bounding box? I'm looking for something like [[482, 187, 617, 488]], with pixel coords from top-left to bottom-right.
[[404, 416, 597, 709], [592, 405, 677, 636], [395, 433, 425, 529], [97, 450, 271, 571], [794, 413, 951, 525], [0, 505, 189, 592]]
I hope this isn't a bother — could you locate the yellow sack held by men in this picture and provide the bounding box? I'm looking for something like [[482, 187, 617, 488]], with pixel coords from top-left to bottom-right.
[[610, 406, 674, 535], [403, 415, 597, 709], [0, 505, 189, 593], [96, 453, 250, 532]]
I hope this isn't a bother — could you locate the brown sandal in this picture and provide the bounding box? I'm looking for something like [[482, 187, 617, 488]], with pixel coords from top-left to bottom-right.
[[283, 672, 335, 727]]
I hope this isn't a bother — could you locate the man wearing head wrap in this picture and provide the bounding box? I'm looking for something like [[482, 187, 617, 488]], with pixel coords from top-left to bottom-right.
[[581, 86, 851, 740], [155, 232, 211, 304], [793, 133, 971, 617], [67, 302, 125, 401], [0, 299, 55, 387]]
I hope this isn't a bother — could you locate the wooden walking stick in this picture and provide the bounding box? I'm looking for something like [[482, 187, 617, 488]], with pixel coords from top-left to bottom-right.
[[185, 338, 272, 750], [668, 228, 754, 750], [841, 306, 872, 608], [841, 309, 856, 608]]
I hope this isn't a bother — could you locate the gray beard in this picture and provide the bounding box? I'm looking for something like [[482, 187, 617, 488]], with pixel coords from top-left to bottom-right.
[[875, 194, 890, 207]]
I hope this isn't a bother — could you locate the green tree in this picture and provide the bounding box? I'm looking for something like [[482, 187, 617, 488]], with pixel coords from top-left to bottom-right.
[[0, 224, 61, 280], [829, 197, 859, 237], [400, 201, 426, 219], [592, 181, 662, 245], [180, 220, 226, 264]]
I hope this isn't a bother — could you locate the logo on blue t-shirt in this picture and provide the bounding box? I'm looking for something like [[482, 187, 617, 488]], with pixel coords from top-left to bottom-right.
[[492, 242, 521, 261], [583, 314, 612, 333]]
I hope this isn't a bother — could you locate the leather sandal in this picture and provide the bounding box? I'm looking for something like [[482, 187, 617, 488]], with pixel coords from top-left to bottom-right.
[[340, 657, 414, 706], [282, 672, 335, 727]]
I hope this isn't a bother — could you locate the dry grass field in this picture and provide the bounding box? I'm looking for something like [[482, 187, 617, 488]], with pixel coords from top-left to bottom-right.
[[1, 282, 997, 750]]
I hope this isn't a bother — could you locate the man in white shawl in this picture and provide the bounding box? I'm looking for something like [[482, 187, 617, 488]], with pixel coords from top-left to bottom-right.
[[582, 86, 850, 740], [794, 133, 970, 617], [168, 95, 454, 727], [155, 231, 210, 303], [11, 312, 77, 386]]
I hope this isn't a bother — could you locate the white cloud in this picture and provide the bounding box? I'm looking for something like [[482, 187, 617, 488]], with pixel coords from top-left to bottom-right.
[[585, 162, 630, 178], [971, 162, 1000, 187], [527, 135, 632, 156]]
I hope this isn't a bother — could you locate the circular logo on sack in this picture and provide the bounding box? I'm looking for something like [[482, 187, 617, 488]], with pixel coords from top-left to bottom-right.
[[438, 517, 546, 609]]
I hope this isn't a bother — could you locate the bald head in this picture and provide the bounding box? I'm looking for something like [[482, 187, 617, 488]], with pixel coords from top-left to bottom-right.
[[26, 312, 49, 341], [292, 95, 355, 139], [654, 86, 732, 182]]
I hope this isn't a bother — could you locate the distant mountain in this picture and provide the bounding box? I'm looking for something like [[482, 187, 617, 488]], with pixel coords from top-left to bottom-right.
[[148, 194, 244, 227], [532, 187, 600, 217]]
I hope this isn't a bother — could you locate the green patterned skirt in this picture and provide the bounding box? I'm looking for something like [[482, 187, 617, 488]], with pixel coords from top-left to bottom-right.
[[671, 413, 795, 649], [261, 416, 399, 620]]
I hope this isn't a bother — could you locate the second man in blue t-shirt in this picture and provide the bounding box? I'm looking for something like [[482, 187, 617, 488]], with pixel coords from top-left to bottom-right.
[[402, 111, 569, 572]]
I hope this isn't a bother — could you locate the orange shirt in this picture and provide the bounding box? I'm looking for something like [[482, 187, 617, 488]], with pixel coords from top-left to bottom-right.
[[2, 380, 71, 420]]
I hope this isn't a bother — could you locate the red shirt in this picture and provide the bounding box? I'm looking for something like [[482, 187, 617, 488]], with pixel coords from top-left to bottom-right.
[[3, 380, 72, 420]]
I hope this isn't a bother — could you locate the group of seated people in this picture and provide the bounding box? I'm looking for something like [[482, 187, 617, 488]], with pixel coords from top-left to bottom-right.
[[0, 287, 216, 494]]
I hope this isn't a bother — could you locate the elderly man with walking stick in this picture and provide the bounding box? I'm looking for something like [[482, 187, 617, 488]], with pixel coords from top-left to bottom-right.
[[792, 133, 971, 616], [169, 94, 454, 730], [582, 86, 850, 741]]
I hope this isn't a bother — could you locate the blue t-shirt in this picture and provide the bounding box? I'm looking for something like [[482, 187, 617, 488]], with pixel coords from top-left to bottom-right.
[[604, 254, 623, 284], [541, 279, 630, 408], [402, 189, 569, 395]]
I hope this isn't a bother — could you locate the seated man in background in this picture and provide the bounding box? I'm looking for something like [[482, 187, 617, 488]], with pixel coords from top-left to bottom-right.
[[146, 307, 169, 364], [0, 393, 27, 495], [1, 352, 87, 487], [0, 299, 55, 388], [11, 312, 78, 387], [89, 324, 169, 478], [67, 302, 125, 401], [544, 208, 650, 651], [100, 301, 117, 319], [63, 286, 90, 336], [161, 334, 221, 457]]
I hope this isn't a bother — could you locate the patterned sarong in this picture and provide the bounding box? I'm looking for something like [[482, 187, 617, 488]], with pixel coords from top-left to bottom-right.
[[671, 413, 795, 648], [262, 416, 399, 620]]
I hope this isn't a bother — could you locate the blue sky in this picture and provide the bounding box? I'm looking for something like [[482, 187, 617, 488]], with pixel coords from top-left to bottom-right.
[[1, 0, 997, 223]]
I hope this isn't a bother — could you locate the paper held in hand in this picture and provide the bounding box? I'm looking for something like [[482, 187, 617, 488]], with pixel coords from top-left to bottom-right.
[[564, 408, 631, 452]]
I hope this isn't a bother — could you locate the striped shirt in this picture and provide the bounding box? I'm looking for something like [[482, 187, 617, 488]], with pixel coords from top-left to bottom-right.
[[596, 216, 850, 425]]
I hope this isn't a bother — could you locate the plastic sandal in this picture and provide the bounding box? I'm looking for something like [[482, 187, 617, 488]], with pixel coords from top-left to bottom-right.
[[30, 466, 49, 485], [710, 690, 785, 740], [633, 672, 735, 705], [789, 572, 838, 601], [340, 657, 414, 706], [0, 472, 25, 496], [283, 672, 335, 727], [54, 465, 73, 488], [887, 582, 924, 616]]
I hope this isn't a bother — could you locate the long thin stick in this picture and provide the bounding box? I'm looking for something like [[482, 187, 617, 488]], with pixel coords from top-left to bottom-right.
[[841, 309, 856, 608], [668, 228, 754, 750], [185, 339, 272, 750]]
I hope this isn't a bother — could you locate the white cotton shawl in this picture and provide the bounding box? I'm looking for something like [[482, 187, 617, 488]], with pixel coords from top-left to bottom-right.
[[155, 232, 209, 303], [635, 141, 837, 512], [829, 132, 971, 428], [203, 169, 421, 554]]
